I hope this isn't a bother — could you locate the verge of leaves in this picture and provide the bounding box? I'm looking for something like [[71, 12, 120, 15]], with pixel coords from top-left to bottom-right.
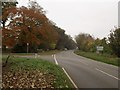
[[2, 69, 56, 88]]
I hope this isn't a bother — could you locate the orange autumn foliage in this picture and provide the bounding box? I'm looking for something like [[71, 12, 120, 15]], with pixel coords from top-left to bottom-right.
[[2, 3, 59, 49]]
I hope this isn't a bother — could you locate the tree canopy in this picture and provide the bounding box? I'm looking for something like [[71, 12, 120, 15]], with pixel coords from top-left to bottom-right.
[[2, 0, 76, 53], [109, 28, 120, 57], [75, 33, 94, 51]]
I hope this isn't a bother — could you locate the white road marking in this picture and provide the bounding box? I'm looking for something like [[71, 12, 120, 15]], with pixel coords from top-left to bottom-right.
[[53, 54, 78, 88], [95, 68, 120, 80], [53, 54, 58, 65], [62, 67, 78, 88]]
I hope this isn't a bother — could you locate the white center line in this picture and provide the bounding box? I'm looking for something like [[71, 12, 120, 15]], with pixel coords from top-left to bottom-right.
[[62, 67, 78, 88], [95, 68, 120, 80], [53, 54, 58, 65]]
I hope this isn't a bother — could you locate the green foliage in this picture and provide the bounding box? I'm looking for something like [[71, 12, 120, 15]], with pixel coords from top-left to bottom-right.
[[109, 28, 120, 57], [75, 33, 94, 51], [75, 50, 119, 66], [54, 25, 76, 50], [75, 33, 113, 55], [93, 38, 112, 54], [49, 43, 56, 50]]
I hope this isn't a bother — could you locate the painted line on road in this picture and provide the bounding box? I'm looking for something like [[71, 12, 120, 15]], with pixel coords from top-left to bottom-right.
[[95, 68, 120, 80], [53, 54, 58, 65], [53, 54, 78, 88], [62, 67, 78, 88]]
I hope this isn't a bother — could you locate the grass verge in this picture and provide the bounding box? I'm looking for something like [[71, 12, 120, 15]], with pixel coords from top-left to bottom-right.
[[74, 50, 119, 66], [3, 50, 62, 56], [2, 56, 73, 88]]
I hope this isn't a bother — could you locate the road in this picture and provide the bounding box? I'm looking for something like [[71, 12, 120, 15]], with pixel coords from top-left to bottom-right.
[[56, 50, 119, 88], [19, 50, 119, 88]]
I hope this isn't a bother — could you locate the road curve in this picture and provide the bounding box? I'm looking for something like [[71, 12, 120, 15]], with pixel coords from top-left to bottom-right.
[[54, 50, 118, 88], [17, 50, 119, 88]]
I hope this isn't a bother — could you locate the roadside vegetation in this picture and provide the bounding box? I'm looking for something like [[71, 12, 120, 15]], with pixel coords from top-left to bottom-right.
[[75, 50, 119, 66], [2, 56, 73, 88], [1, 0, 120, 88], [75, 28, 120, 66], [3, 50, 62, 56], [2, 1, 76, 54], [1, 1, 76, 88]]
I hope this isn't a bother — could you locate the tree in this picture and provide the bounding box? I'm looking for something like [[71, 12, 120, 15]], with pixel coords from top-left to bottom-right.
[[2, 1, 46, 52], [38, 21, 59, 50], [63, 35, 76, 50], [11, 6, 47, 53], [55, 27, 66, 50], [1, 1, 18, 66], [75, 33, 94, 51], [91, 38, 112, 53], [1, 1, 18, 28], [53, 25, 76, 50], [1, 1, 18, 51], [109, 28, 120, 57], [2, 0, 59, 53]]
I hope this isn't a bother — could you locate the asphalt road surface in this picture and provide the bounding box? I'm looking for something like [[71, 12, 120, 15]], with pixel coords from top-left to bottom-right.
[[19, 50, 119, 88]]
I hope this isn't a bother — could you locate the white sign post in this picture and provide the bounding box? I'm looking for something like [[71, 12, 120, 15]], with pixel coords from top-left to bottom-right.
[[96, 46, 103, 54], [27, 43, 29, 53]]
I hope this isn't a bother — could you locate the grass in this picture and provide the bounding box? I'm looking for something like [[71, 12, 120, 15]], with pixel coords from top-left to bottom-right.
[[2, 56, 74, 88], [74, 50, 119, 66], [3, 50, 62, 56]]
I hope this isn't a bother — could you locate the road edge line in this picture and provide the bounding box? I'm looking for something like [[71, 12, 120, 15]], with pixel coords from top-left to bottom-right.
[[62, 67, 78, 88], [53, 54, 78, 88], [53, 54, 58, 65]]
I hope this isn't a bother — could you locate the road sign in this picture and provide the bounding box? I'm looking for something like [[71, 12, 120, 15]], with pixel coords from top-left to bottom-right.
[[96, 46, 103, 51]]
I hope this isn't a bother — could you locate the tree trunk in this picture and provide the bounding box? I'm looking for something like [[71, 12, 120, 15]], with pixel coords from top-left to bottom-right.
[[2, 53, 11, 67]]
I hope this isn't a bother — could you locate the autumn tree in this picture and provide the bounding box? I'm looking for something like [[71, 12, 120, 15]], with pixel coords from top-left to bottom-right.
[[2, 0, 75, 53], [75, 33, 94, 51], [2, 0, 46, 52], [1, 1, 18, 51], [11, 5, 48, 53], [15, 1, 59, 52], [38, 21, 59, 50], [1, 0, 18, 28], [1, 0, 18, 66], [2, 0, 59, 53], [12, 1, 45, 52]]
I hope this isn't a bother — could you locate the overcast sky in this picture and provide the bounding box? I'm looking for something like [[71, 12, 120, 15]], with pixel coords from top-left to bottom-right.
[[17, 0, 119, 39]]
